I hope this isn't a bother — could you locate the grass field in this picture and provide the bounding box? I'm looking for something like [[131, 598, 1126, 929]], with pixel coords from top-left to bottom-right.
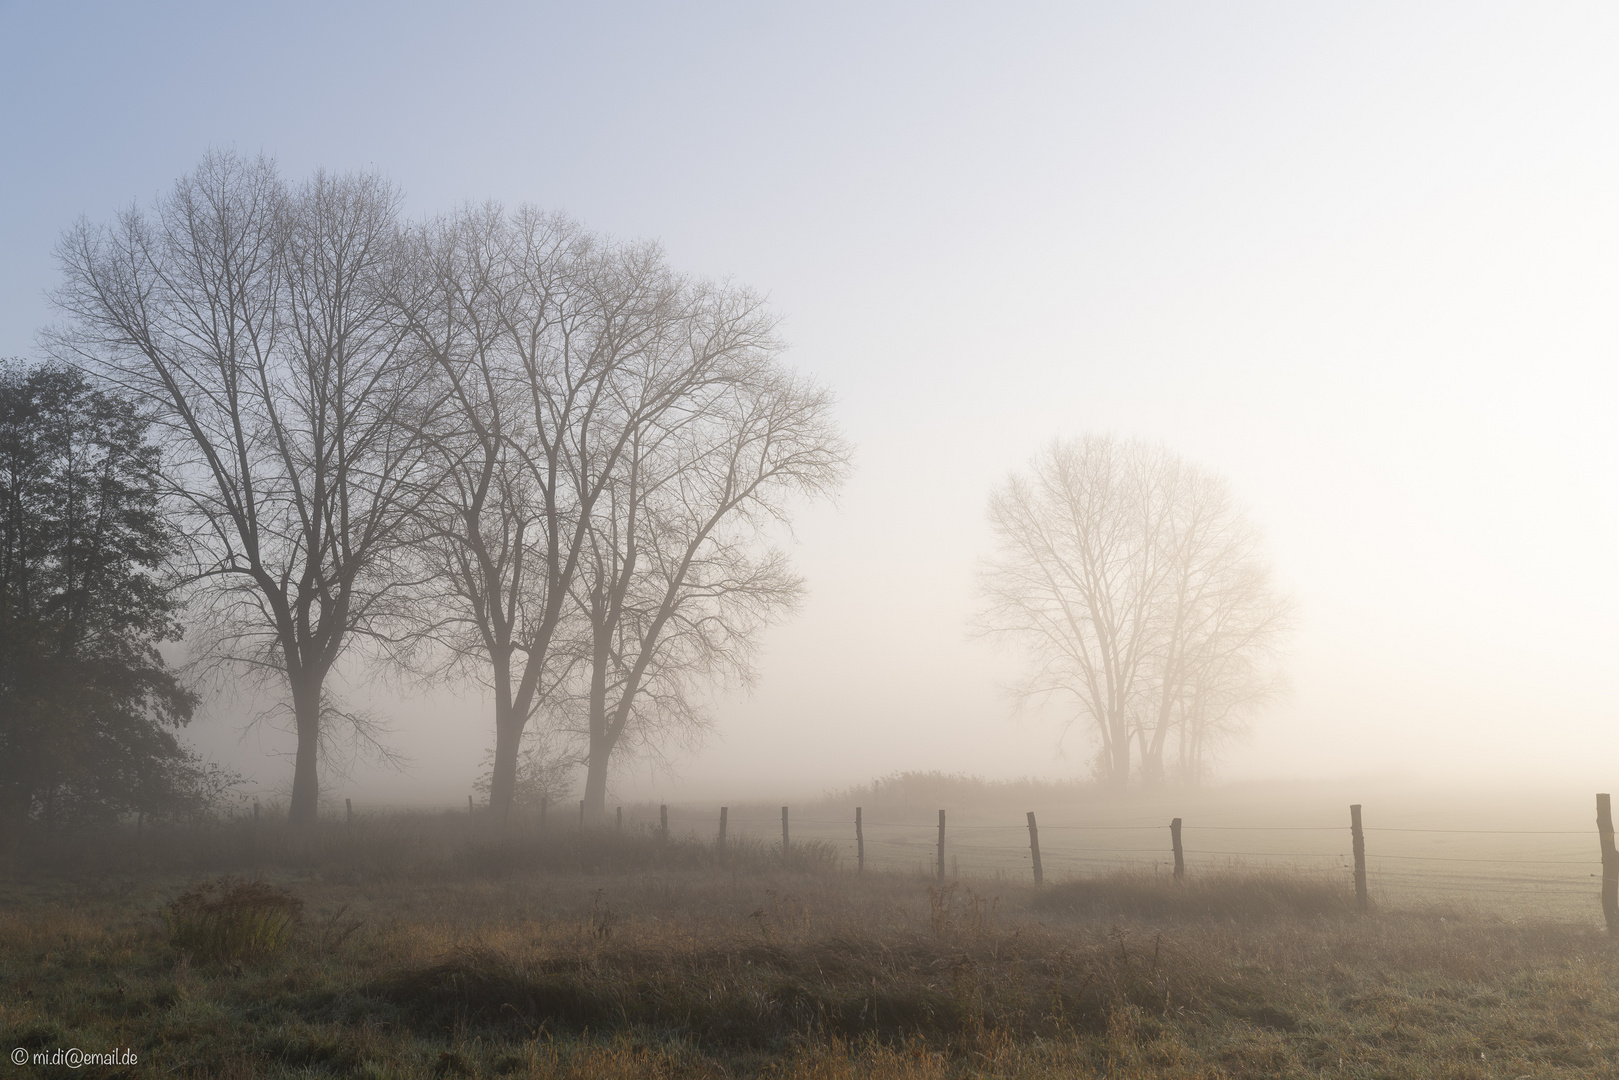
[[3, 800, 1618, 1079]]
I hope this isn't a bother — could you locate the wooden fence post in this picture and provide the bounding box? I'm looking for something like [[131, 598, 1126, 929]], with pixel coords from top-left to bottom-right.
[[1171, 817, 1184, 882], [579, 800, 585, 830], [1598, 793, 1618, 934], [856, 807, 864, 874], [718, 806, 728, 861], [1027, 811, 1043, 886], [660, 804, 669, 842], [346, 798, 353, 824], [1350, 803, 1368, 913], [937, 810, 947, 882], [469, 794, 475, 815], [781, 806, 790, 865]]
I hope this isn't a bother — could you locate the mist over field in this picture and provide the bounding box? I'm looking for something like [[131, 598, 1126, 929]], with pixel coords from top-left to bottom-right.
[[13, 9, 1619, 1079], [4, 2, 1618, 812]]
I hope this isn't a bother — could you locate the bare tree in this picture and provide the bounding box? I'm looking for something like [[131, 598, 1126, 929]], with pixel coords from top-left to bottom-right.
[[1136, 466, 1291, 787], [979, 436, 1288, 790], [979, 438, 1171, 789], [398, 206, 724, 824], [568, 322, 849, 819], [48, 152, 437, 823], [397, 205, 587, 826]]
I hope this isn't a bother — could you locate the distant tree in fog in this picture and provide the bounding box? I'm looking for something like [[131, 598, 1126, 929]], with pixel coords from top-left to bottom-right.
[[1137, 461, 1291, 785], [978, 436, 1290, 789], [49, 152, 441, 825]]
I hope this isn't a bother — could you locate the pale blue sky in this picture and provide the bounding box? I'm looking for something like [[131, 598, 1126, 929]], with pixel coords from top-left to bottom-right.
[[5, 2, 1618, 801]]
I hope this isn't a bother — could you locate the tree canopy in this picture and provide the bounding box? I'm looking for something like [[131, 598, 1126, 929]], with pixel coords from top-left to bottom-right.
[[979, 436, 1291, 789], [0, 360, 199, 852]]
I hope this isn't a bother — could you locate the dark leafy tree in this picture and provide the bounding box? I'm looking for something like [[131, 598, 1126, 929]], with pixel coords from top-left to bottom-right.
[[0, 360, 198, 859]]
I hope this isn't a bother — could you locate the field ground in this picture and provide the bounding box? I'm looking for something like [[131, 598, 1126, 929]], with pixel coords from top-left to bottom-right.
[[3, 805, 1619, 1079]]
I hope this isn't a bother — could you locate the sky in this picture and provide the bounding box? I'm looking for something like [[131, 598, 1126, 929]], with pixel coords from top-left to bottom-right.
[[3, 1, 1618, 804]]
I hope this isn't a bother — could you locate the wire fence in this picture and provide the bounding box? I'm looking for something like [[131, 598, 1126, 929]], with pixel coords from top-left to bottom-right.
[[587, 799, 1619, 923], [304, 792, 1618, 924]]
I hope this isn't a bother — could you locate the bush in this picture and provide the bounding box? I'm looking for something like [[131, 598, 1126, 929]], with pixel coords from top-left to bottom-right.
[[164, 876, 303, 963]]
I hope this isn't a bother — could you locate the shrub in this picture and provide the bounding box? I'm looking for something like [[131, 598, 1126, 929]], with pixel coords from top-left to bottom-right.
[[164, 876, 303, 963]]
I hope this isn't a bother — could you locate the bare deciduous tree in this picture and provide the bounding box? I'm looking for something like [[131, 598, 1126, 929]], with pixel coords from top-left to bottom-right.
[[399, 206, 718, 824], [979, 436, 1289, 789], [49, 152, 438, 823], [570, 359, 847, 817], [50, 154, 849, 824], [1136, 465, 1292, 787]]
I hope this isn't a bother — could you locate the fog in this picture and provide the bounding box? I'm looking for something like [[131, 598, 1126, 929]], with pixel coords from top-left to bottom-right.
[[3, 2, 1617, 805]]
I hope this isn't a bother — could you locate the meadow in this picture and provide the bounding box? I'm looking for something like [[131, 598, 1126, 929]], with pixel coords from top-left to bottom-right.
[[2, 783, 1617, 1078]]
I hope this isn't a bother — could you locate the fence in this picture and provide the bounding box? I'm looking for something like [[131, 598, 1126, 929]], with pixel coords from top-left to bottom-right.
[[567, 794, 1619, 927], [272, 789, 1618, 928]]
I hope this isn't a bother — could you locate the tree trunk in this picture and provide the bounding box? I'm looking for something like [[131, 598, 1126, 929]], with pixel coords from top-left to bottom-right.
[[582, 726, 611, 821], [1139, 731, 1166, 790], [1176, 711, 1190, 784], [581, 608, 614, 822], [1108, 719, 1132, 791], [488, 707, 525, 826], [288, 675, 322, 825]]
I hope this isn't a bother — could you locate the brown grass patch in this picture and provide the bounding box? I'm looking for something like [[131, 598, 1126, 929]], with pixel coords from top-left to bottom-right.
[[1032, 867, 1358, 921]]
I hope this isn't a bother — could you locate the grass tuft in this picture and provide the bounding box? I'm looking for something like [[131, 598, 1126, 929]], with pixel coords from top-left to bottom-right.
[[163, 876, 303, 964]]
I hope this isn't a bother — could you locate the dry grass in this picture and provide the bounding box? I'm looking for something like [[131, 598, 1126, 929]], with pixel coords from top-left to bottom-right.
[[164, 878, 304, 964], [2, 818, 1617, 1077], [1032, 867, 1358, 921]]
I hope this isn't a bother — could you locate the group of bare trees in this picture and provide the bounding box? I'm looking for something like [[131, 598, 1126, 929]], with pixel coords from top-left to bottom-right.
[[40, 152, 1288, 820], [399, 205, 845, 823], [979, 436, 1291, 790], [48, 151, 848, 825]]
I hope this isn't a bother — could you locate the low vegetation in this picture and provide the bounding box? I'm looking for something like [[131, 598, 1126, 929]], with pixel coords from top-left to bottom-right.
[[162, 878, 303, 965], [1031, 868, 1358, 921], [2, 817, 1617, 1077]]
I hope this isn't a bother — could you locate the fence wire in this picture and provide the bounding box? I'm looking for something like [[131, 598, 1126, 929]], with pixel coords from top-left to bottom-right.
[[591, 801, 1617, 922]]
